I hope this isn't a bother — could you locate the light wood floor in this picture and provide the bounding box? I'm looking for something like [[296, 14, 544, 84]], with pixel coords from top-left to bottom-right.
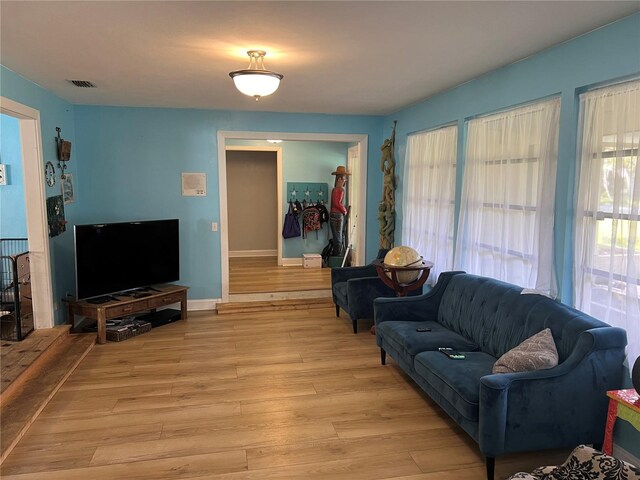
[[229, 256, 331, 294], [0, 308, 570, 479]]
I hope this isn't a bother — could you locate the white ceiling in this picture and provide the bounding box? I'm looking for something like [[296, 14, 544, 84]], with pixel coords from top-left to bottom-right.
[[1, 1, 639, 115]]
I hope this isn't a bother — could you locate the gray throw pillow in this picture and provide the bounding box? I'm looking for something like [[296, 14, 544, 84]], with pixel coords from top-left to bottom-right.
[[492, 328, 559, 374]]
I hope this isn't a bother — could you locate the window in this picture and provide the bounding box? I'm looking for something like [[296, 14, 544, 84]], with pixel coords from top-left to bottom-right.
[[575, 80, 640, 365], [402, 125, 457, 284], [456, 98, 560, 296]]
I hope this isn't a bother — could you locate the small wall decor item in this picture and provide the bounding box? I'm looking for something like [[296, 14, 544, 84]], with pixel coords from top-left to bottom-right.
[[181, 172, 207, 196], [45, 161, 56, 187], [55, 127, 72, 178], [46, 195, 67, 237], [0, 164, 7, 185], [61, 173, 75, 205]]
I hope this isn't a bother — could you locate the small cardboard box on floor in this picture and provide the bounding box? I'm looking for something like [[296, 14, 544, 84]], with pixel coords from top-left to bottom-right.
[[302, 253, 322, 268]]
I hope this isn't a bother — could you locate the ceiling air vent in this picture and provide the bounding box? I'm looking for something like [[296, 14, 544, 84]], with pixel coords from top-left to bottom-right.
[[68, 80, 96, 88]]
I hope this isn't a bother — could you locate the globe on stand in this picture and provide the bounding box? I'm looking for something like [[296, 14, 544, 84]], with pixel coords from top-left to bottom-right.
[[370, 247, 433, 335], [383, 246, 422, 284]]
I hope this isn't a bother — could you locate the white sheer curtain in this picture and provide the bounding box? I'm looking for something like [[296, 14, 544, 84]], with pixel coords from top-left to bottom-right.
[[402, 125, 457, 285], [575, 80, 640, 365], [455, 98, 560, 296]]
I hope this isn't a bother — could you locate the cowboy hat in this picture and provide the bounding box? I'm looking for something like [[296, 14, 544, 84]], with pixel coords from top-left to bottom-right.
[[331, 166, 352, 176]]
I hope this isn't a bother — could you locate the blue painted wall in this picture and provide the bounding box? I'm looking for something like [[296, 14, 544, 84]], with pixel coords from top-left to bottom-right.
[[227, 139, 348, 258], [388, 12, 640, 305], [0, 113, 27, 238], [73, 106, 383, 299], [0, 66, 79, 325], [386, 13, 640, 457]]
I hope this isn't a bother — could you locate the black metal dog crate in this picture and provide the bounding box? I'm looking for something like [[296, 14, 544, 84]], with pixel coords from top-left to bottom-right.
[[1, 238, 34, 341]]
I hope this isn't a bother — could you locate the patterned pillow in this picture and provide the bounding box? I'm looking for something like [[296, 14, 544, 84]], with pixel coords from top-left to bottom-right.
[[507, 444, 640, 479], [492, 328, 558, 374]]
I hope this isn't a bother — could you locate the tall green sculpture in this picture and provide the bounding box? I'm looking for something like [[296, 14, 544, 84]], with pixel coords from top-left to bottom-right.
[[378, 122, 397, 249]]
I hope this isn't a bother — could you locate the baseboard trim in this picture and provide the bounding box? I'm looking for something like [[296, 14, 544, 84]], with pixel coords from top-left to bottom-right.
[[229, 250, 277, 258], [281, 257, 303, 266], [613, 444, 640, 468], [187, 299, 220, 311]]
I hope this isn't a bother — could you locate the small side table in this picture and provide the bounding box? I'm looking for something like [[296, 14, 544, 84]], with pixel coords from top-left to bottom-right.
[[603, 388, 640, 455]]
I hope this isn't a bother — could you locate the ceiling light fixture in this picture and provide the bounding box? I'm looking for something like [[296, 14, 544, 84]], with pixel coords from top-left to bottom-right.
[[229, 50, 283, 101]]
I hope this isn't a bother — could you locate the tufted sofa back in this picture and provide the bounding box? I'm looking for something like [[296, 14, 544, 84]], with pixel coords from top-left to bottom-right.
[[437, 274, 610, 361]]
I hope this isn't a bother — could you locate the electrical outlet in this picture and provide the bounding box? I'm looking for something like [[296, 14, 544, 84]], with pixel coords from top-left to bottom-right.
[[211, 222, 218, 232], [0, 164, 6, 185]]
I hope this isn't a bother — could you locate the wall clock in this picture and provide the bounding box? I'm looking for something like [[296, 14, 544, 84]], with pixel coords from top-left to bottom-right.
[[45, 161, 56, 187]]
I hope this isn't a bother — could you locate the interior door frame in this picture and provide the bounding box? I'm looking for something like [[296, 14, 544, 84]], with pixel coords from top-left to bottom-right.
[[0, 96, 55, 329], [347, 144, 363, 264], [217, 131, 368, 303], [224, 145, 282, 263]]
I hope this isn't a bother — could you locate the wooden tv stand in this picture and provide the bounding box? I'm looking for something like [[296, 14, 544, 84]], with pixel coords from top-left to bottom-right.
[[65, 284, 188, 344]]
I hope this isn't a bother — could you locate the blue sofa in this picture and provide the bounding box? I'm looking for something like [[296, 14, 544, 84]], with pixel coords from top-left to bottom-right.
[[374, 271, 628, 480]]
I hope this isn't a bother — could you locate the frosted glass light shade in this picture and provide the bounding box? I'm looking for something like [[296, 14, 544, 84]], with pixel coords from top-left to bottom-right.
[[230, 71, 282, 98]]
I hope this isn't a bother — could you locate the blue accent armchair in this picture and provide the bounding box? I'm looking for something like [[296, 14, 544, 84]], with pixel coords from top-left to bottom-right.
[[331, 249, 423, 333]]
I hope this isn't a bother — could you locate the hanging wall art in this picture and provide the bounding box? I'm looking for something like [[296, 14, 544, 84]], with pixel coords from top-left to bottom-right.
[[46, 195, 67, 237]]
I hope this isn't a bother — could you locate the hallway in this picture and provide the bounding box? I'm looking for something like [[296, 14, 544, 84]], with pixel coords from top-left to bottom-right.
[[229, 256, 331, 294]]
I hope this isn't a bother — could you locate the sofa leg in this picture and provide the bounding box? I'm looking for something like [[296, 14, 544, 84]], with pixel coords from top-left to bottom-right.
[[380, 348, 386, 365], [352, 318, 357, 334], [335, 305, 340, 317], [485, 456, 495, 480]]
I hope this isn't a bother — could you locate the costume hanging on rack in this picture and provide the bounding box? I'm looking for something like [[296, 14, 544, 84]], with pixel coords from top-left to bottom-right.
[[302, 204, 322, 239], [316, 200, 329, 226]]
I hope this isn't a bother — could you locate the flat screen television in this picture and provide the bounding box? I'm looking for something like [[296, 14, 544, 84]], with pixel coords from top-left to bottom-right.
[[74, 219, 179, 300]]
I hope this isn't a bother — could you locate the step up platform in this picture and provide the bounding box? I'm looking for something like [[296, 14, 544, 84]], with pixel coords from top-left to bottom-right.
[[217, 297, 335, 315], [0, 326, 95, 463]]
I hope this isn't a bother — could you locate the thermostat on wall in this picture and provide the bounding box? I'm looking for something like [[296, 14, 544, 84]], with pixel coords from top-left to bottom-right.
[[181, 172, 206, 196]]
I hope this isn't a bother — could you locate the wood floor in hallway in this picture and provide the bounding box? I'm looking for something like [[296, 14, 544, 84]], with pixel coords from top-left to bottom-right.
[[229, 256, 331, 294], [0, 307, 570, 480]]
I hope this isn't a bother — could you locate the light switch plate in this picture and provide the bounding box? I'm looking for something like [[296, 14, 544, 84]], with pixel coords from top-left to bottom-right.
[[0, 164, 6, 185]]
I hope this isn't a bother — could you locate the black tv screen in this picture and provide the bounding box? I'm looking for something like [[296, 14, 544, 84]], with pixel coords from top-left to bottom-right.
[[74, 219, 179, 300]]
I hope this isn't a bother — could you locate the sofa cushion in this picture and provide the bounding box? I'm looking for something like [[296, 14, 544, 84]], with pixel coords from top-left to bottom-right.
[[333, 281, 348, 307], [414, 350, 496, 422], [377, 321, 480, 361], [493, 328, 558, 374]]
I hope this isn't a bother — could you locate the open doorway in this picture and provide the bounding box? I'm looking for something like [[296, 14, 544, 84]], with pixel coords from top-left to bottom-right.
[[218, 131, 368, 303], [0, 97, 54, 331], [0, 113, 33, 340], [225, 146, 282, 263]]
